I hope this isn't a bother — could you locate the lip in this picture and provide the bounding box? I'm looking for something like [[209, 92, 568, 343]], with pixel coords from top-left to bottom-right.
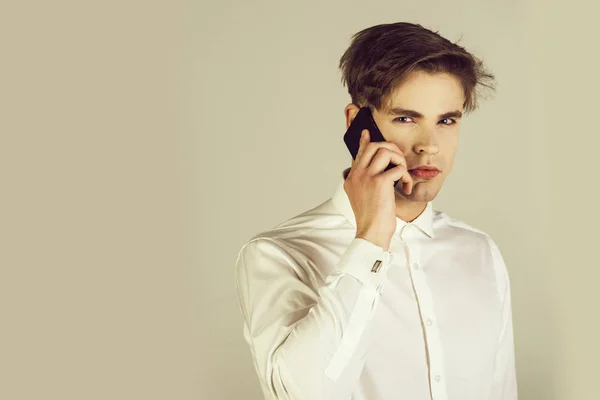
[[408, 165, 441, 180], [408, 165, 441, 172]]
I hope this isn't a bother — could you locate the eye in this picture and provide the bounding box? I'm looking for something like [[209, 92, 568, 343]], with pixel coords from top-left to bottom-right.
[[393, 116, 413, 123], [439, 118, 456, 125]]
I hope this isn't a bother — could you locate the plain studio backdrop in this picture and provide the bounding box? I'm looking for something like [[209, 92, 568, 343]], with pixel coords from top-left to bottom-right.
[[2, 0, 599, 399]]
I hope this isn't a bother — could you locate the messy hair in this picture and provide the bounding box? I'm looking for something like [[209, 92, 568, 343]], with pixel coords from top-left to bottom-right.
[[339, 22, 496, 113]]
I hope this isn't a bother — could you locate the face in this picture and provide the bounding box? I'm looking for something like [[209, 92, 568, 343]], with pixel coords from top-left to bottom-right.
[[346, 70, 465, 205]]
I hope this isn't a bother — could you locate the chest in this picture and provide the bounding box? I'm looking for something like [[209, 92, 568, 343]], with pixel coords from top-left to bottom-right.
[[364, 239, 502, 388]]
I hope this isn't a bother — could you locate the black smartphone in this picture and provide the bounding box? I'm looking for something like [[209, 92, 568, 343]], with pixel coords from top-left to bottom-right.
[[343, 106, 395, 173]]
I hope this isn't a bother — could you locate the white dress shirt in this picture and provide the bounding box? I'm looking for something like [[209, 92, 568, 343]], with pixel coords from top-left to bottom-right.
[[235, 176, 518, 400]]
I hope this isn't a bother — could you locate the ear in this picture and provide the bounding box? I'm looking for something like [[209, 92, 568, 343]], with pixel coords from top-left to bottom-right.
[[344, 103, 361, 129]]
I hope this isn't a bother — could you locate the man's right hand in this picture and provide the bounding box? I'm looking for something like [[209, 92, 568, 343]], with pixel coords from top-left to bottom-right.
[[343, 129, 413, 250]]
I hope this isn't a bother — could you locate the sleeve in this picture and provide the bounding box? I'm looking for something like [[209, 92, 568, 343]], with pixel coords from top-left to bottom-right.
[[234, 237, 395, 400], [488, 239, 519, 399]]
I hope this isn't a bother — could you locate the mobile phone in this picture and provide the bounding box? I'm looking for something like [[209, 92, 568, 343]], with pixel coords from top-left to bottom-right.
[[343, 106, 396, 173]]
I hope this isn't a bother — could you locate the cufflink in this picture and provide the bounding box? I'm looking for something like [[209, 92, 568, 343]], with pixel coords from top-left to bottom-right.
[[371, 260, 382, 273]]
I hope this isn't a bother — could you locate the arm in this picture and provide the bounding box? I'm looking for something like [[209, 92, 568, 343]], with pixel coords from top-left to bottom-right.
[[235, 237, 394, 400], [488, 239, 518, 399]]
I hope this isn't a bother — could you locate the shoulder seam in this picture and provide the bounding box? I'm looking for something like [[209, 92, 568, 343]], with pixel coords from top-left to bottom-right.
[[442, 214, 489, 238], [236, 236, 284, 264]]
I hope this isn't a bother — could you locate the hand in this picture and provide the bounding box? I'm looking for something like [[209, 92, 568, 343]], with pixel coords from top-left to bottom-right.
[[343, 129, 413, 250]]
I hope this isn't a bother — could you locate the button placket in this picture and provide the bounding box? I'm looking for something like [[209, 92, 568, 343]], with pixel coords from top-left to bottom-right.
[[406, 248, 449, 399]]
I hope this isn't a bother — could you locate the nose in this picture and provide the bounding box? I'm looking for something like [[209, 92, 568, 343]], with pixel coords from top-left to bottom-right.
[[413, 127, 439, 155]]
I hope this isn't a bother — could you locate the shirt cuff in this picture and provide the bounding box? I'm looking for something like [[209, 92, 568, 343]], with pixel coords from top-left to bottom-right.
[[331, 238, 394, 286]]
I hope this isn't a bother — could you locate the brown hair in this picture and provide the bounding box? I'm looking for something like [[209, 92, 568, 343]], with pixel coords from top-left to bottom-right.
[[339, 22, 495, 113]]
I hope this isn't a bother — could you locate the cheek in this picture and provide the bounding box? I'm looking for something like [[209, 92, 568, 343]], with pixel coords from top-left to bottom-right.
[[440, 135, 459, 170]]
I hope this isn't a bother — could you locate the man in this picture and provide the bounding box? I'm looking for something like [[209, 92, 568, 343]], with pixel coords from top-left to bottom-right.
[[235, 22, 517, 400]]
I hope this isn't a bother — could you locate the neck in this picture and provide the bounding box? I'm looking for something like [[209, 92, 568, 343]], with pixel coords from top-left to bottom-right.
[[394, 194, 427, 222]]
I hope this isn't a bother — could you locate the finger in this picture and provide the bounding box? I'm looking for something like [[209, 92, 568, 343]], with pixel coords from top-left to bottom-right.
[[354, 129, 370, 163], [368, 148, 406, 174], [358, 141, 405, 169], [383, 163, 414, 194]]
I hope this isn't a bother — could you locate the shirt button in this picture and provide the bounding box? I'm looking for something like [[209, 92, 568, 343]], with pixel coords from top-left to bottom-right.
[[434, 375, 441, 383], [412, 262, 419, 270], [426, 318, 433, 326]]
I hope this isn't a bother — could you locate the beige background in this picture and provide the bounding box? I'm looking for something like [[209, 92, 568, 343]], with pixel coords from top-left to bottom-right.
[[2, 0, 599, 399]]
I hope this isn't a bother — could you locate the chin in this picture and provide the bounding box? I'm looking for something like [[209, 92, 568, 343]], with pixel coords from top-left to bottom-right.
[[394, 182, 440, 203]]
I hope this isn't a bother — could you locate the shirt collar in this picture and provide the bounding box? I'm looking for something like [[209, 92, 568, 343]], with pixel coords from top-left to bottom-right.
[[332, 168, 435, 239]]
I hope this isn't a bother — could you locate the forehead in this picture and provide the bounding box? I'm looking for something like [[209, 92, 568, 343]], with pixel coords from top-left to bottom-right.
[[384, 70, 465, 113]]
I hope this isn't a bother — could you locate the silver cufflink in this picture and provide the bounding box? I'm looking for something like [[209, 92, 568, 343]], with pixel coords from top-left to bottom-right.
[[371, 260, 382, 273]]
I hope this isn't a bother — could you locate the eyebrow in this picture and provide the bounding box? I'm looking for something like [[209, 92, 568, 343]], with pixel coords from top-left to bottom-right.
[[388, 108, 463, 120]]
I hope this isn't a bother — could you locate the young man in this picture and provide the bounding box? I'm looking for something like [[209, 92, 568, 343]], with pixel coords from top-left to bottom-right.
[[235, 22, 517, 400]]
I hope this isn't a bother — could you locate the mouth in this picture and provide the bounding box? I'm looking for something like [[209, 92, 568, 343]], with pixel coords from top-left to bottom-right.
[[408, 166, 441, 180]]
